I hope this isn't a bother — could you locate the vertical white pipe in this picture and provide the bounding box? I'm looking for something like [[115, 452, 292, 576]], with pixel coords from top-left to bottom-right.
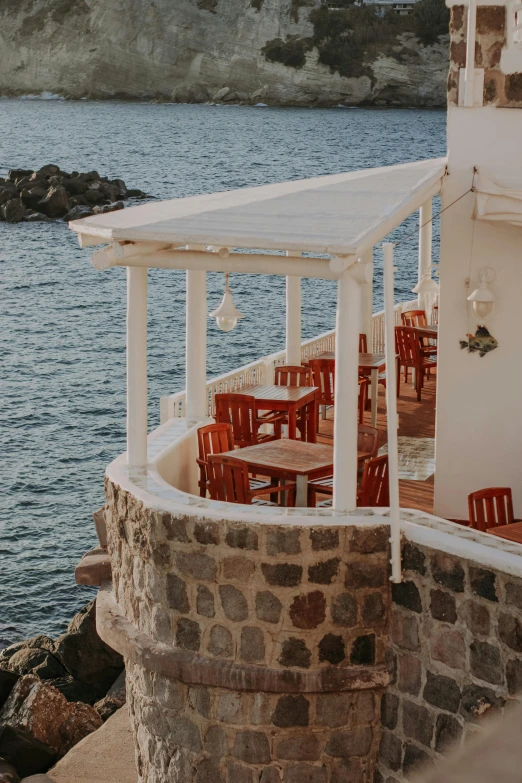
[[464, 0, 477, 107], [383, 243, 402, 583], [333, 271, 361, 512], [186, 270, 207, 422], [360, 248, 374, 351], [418, 199, 433, 310], [286, 275, 302, 366], [127, 266, 148, 467]]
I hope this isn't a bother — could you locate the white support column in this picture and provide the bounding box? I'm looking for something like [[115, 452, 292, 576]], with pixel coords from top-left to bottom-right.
[[417, 199, 433, 310], [383, 243, 402, 584], [333, 270, 361, 512], [360, 247, 374, 350], [286, 275, 302, 366], [186, 270, 207, 422], [127, 266, 148, 468]]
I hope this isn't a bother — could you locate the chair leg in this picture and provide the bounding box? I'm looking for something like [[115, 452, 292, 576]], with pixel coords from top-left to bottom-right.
[[416, 368, 422, 401], [321, 405, 327, 420], [396, 362, 401, 398]]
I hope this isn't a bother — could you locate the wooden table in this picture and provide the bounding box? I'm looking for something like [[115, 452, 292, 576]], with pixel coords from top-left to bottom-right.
[[412, 324, 438, 340], [314, 352, 387, 428], [488, 521, 522, 544], [241, 384, 318, 442], [223, 439, 334, 507]]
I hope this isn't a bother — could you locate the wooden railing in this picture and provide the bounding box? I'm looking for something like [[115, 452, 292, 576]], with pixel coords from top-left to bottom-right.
[[159, 298, 418, 423]]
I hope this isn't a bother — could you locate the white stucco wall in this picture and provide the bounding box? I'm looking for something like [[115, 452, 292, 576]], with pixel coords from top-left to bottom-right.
[[434, 106, 522, 519]]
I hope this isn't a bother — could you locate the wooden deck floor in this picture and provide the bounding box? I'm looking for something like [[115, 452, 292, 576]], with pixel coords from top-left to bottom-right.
[[317, 370, 436, 515]]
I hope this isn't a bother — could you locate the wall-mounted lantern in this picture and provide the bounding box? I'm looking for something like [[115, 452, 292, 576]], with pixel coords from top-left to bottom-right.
[[467, 267, 496, 324]]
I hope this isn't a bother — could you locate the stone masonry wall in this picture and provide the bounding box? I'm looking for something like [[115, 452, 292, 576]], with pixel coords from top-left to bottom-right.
[[376, 541, 522, 781], [448, 5, 522, 108], [104, 479, 392, 782]]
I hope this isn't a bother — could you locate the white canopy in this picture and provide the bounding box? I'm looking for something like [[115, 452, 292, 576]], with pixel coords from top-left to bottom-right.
[[475, 175, 522, 228], [70, 158, 446, 257]]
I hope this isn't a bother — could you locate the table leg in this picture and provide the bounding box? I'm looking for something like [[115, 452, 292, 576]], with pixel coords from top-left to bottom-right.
[[308, 399, 317, 443], [296, 474, 308, 508], [371, 368, 378, 428], [288, 407, 297, 440]]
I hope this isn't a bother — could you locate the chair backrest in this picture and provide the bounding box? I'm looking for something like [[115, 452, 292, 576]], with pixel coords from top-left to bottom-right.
[[207, 454, 251, 504], [401, 309, 427, 327], [197, 422, 234, 464], [275, 365, 312, 387], [309, 359, 335, 405], [359, 333, 368, 353], [357, 425, 380, 459], [214, 393, 256, 448], [358, 455, 389, 507], [395, 326, 422, 367], [468, 487, 514, 531]]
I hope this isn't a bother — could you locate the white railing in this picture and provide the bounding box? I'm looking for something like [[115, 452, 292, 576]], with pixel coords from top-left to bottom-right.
[[160, 298, 418, 423]]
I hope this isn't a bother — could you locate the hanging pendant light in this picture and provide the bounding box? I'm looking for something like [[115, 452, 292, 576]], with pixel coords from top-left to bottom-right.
[[412, 271, 440, 296], [209, 273, 244, 332], [467, 267, 496, 323]]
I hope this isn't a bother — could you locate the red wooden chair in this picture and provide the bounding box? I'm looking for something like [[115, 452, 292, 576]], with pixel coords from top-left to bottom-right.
[[401, 309, 437, 365], [395, 326, 437, 401], [309, 359, 367, 426], [214, 393, 285, 448], [357, 455, 389, 507], [468, 487, 514, 532], [359, 333, 368, 353], [207, 454, 296, 507], [196, 422, 271, 498], [274, 365, 312, 387]]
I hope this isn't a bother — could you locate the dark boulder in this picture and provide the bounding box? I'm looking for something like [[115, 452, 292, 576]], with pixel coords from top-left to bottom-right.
[[23, 212, 54, 223], [0, 672, 19, 710], [64, 205, 94, 221], [92, 202, 124, 215], [62, 178, 87, 196], [1, 200, 27, 223], [7, 170, 32, 182], [7, 648, 66, 681], [94, 670, 126, 721], [0, 186, 18, 207], [111, 178, 127, 197], [20, 187, 47, 211], [37, 165, 61, 177], [127, 188, 147, 198], [84, 189, 105, 205], [82, 171, 100, 182], [0, 727, 55, 779], [47, 675, 105, 706], [0, 758, 20, 783], [37, 187, 70, 218]]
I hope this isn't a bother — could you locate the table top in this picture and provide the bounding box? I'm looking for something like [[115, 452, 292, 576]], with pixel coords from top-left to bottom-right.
[[412, 324, 438, 336], [239, 384, 317, 403], [223, 439, 334, 476], [315, 352, 387, 369], [488, 521, 522, 544]]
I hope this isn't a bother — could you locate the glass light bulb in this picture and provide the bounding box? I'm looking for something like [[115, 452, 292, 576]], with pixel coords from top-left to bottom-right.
[[472, 301, 494, 321], [216, 316, 238, 332]]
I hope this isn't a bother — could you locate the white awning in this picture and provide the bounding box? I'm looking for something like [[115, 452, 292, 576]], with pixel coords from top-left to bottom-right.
[[475, 175, 522, 228], [70, 158, 446, 258]]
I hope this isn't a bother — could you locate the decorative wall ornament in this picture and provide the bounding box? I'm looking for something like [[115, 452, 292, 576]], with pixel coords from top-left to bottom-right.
[[460, 325, 499, 357]]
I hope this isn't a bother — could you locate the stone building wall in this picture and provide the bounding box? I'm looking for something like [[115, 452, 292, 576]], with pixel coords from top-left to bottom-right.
[[376, 541, 522, 781], [448, 4, 522, 108], [104, 479, 392, 782]]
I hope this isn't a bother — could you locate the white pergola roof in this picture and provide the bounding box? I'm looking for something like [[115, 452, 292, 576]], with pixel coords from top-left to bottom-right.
[[71, 158, 446, 257]]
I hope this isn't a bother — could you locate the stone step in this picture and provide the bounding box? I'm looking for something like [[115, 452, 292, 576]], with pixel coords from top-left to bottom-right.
[[74, 548, 111, 586]]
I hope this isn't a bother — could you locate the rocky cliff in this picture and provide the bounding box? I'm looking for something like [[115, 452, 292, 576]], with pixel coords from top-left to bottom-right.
[[0, 0, 449, 106]]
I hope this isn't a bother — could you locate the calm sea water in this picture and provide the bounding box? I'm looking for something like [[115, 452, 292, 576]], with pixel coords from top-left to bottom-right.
[[0, 100, 446, 645]]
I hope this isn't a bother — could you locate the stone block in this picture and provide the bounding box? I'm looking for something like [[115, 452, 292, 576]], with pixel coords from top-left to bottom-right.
[[216, 692, 243, 724], [470, 641, 503, 685], [430, 626, 466, 670], [460, 684, 504, 722], [204, 725, 227, 756], [273, 694, 309, 727], [196, 758, 223, 783], [176, 618, 201, 651], [402, 743, 432, 776], [378, 730, 402, 772], [226, 525, 258, 551], [255, 592, 282, 624], [402, 700, 433, 747], [262, 563, 302, 588], [240, 627, 265, 662], [331, 593, 358, 627], [469, 567, 498, 602], [223, 556, 255, 582], [507, 658, 522, 695], [430, 589, 457, 623], [423, 671, 461, 713], [498, 612, 522, 652], [188, 686, 211, 719], [266, 529, 301, 556], [345, 561, 387, 589], [325, 727, 373, 758], [151, 606, 172, 643], [250, 693, 274, 725], [194, 521, 220, 546], [232, 730, 270, 764], [380, 692, 399, 730], [401, 543, 426, 575], [208, 625, 233, 658], [397, 653, 422, 696], [391, 582, 422, 613], [0, 725, 55, 779], [435, 713, 463, 752], [350, 526, 388, 554], [391, 612, 419, 651], [169, 717, 201, 752], [362, 592, 386, 626], [197, 585, 215, 618], [150, 541, 171, 568], [330, 758, 364, 783], [176, 552, 216, 581], [354, 692, 375, 724], [279, 638, 312, 669], [161, 514, 190, 542], [308, 558, 340, 585], [506, 74, 522, 102], [310, 528, 339, 551], [282, 763, 327, 783], [316, 693, 354, 729], [166, 574, 190, 613], [318, 634, 345, 665], [505, 581, 522, 611], [260, 768, 281, 783], [460, 600, 490, 636], [226, 761, 253, 783], [219, 585, 248, 622], [350, 635, 375, 665], [276, 733, 321, 760], [430, 553, 465, 592], [476, 4, 505, 34], [290, 591, 326, 629]]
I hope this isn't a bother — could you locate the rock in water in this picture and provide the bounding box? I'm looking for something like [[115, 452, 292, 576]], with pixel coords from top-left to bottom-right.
[[0, 675, 102, 758], [0, 672, 19, 711], [1, 199, 26, 223], [0, 757, 20, 783], [63, 205, 94, 222], [37, 186, 70, 218], [0, 727, 55, 779]]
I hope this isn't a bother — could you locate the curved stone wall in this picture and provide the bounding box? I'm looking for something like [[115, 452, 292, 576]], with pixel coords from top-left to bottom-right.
[[102, 479, 392, 782]]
